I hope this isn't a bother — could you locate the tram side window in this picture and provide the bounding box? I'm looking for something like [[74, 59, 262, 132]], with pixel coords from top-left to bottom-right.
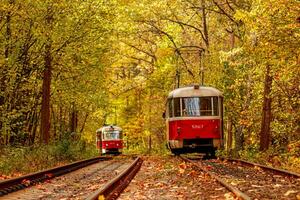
[[168, 99, 173, 117], [213, 97, 219, 116], [174, 98, 181, 117]]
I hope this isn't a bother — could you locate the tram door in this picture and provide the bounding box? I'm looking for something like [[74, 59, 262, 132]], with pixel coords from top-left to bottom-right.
[[96, 129, 102, 153]]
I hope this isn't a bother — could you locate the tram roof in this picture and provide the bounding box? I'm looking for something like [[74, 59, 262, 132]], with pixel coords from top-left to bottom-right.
[[96, 125, 122, 133], [167, 85, 222, 98]]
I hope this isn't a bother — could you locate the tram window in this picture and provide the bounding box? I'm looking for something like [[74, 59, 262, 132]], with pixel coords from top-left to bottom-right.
[[182, 97, 219, 116], [213, 97, 219, 116], [168, 99, 173, 117], [200, 97, 219, 116], [182, 97, 200, 116], [174, 98, 181, 117], [200, 97, 212, 116], [103, 131, 120, 140]]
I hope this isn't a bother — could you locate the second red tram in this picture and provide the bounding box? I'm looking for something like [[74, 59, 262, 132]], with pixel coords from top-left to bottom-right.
[[165, 85, 223, 156], [96, 125, 123, 155]]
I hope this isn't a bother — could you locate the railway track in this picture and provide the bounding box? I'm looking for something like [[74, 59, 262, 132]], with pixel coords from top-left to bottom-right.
[[0, 156, 143, 200], [179, 155, 300, 200], [0, 156, 111, 197], [87, 157, 143, 200]]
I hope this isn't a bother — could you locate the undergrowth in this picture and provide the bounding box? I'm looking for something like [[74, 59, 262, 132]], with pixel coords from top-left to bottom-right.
[[123, 141, 170, 156], [0, 139, 98, 178], [218, 144, 300, 174]]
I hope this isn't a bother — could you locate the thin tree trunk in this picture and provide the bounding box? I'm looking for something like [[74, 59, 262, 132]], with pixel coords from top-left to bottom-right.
[[59, 105, 63, 134], [40, 6, 53, 144], [148, 88, 153, 153], [259, 65, 272, 151], [70, 103, 78, 133], [80, 112, 89, 133], [230, 31, 235, 49], [51, 105, 56, 139], [226, 119, 233, 151], [235, 126, 244, 152], [201, 0, 209, 49]]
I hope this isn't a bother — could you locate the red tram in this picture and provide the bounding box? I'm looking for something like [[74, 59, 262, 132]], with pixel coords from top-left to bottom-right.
[[165, 85, 223, 156], [96, 125, 123, 155]]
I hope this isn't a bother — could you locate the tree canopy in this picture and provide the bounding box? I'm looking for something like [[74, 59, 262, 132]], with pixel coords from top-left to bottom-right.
[[0, 0, 299, 160]]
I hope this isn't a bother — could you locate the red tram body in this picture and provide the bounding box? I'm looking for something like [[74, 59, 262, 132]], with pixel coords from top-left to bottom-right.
[[165, 85, 223, 156], [96, 125, 123, 155]]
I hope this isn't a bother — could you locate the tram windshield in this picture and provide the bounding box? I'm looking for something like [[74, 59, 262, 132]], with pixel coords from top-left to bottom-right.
[[169, 97, 219, 117], [103, 130, 122, 140]]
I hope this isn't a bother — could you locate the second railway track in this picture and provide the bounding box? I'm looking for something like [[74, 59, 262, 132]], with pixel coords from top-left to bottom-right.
[[0, 156, 142, 200], [180, 155, 300, 200]]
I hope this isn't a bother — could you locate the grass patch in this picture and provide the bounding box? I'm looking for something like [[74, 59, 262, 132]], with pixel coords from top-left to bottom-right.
[[0, 140, 98, 178], [218, 146, 300, 174]]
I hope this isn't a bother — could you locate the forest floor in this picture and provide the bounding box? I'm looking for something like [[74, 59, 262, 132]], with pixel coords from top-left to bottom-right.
[[119, 155, 237, 200]]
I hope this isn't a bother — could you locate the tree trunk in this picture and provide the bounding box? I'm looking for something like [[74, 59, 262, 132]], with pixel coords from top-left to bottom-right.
[[79, 112, 89, 133], [70, 103, 78, 133], [148, 88, 153, 153], [235, 126, 244, 152], [51, 105, 57, 138], [230, 31, 235, 49], [148, 135, 152, 153], [40, 6, 53, 144], [201, 0, 209, 49], [226, 119, 233, 152], [259, 65, 272, 151]]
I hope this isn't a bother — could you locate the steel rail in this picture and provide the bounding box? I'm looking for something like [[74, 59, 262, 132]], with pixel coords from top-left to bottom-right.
[[224, 158, 300, 178], [0, 156, 111, 196], [179, 155, 251, 200], [86, 157, 143, 200]]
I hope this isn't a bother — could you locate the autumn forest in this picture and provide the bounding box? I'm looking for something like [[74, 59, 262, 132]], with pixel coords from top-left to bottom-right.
[[0, 0, 299, 175]]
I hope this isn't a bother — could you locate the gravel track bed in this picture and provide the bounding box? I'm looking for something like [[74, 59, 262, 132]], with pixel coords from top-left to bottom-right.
[[1, 157, 133, 200], [200, 159, 300, 200], [119, 156, 236, 200]]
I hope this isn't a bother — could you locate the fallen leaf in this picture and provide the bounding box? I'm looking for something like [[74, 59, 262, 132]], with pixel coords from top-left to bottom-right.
[[224, 192, 234, 200], [274, 184, 282, 188], [45, 173, 53, 178], [21, 179, 31, 186], [179, 162, 187, 169], [188, 170, 197, 176], [254, 166, 262, 171], [179, 168, 185, 174], [284, 190, 298, 196], [251, 185, 264, 188]]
